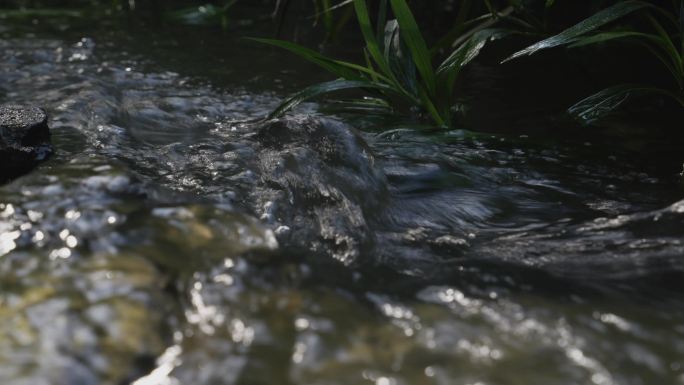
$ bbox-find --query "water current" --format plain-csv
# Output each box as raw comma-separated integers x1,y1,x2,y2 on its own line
1,10,684,385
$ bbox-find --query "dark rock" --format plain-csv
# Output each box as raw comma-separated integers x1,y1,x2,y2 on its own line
248,116,388,267
0,105,52,183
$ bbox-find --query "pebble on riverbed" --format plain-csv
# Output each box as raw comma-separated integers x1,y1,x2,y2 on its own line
0,105,52,183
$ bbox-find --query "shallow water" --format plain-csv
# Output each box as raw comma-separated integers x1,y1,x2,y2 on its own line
1,9,684,385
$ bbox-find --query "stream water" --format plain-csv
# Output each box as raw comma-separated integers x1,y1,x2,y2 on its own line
1,8,684,385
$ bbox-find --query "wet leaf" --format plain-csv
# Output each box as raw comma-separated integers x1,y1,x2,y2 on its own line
389,0,436,97
438,28,510,97
353,0,393,79
248,38,386,82
377,0,388,41
640,40,683,88
384,20,418,96
568,85,661,123
503,0,649,62
567,31,654,47
267,79,395,119
438,28,510,75
648,15,681,67
322,98,393,115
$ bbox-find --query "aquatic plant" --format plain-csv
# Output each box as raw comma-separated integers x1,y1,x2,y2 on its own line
505,0,684,123
252,0,508,128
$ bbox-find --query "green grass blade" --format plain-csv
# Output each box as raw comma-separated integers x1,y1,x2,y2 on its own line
570,30,682,88
267,79,395,119
389,0,436,97
648,15,683,74
483,0,496,15
640,41,684,89
437,28,510,97
417,86,446,127
430,1,484,56
248,37,390,82
563,27,683,89
321,0,333,31
331,5,355,41
567,31,655,47
377,0,388,42
351,0,418,103
363,48,379,82
384,19,419,96
309,0,353,18
322,98,393,115
503,0,649,62
438,29,510,75
383,19,399,59
353,0,393,78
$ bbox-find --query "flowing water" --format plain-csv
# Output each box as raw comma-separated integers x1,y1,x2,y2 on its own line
1,8,684,385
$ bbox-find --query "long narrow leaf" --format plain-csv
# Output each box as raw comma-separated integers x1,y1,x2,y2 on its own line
363,48,379,82
503,0,649,62
322,0,333,31
567,31,655,47
309,0,352,19
568,85,663,123
384,19,418,96
313,0,322,25
353,0,393,78
417,86,445,126
330,5,355,42
389,0,436,97
438,28,510,75
248,37,389,82
431,5,492,56
648,15,683,73
323,98,393,115
640,41,684,89
384,19,399,59
483,0,496,15
563,28,683,88
377,0,388,42
438,28,510,98
449,6,514,50
267,79,396,119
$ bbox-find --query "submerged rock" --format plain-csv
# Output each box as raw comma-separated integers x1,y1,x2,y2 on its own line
0,105,52,183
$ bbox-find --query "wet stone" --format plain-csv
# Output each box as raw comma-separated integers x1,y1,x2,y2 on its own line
249,116,386,267
0,105,52,183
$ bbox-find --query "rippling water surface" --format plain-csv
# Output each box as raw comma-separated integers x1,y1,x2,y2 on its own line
1,10,684,385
